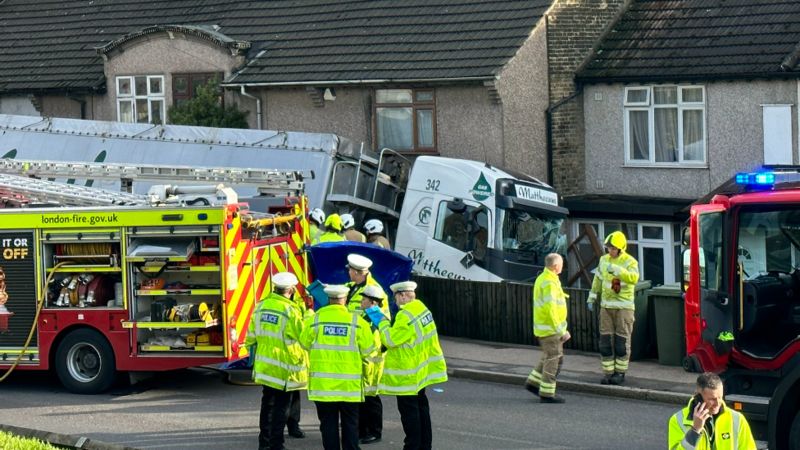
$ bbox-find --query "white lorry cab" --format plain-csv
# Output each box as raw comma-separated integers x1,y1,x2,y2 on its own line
394,156,568,283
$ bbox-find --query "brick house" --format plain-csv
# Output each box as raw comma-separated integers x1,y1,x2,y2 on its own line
568,0,800,287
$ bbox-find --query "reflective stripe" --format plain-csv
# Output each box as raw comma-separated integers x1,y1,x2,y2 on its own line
680,438,696,450
309,390,363,399
257,330,283,339
310,372,361,380
731,411,739,448
534,324,558,333
256,355,304,372
365,385,378,394
672,411,687,433
380,323,396,347
312,343,356,351
383,355,445,376
601,300,634,309
588,292,597,302
363,345,377,355
287,380,307,389
254,372,305,388
366,356,383,364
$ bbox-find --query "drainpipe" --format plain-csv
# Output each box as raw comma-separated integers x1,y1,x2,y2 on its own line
545,88,582,186
239,85,262,130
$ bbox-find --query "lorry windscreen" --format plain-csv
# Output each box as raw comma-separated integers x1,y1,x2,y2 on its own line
496,208,566,263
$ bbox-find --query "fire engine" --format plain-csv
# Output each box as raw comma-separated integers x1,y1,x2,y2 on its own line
0,160,311,394
683,169,800,449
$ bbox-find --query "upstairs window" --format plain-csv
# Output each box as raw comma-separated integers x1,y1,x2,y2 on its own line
116,75,165,124
624,85,706,165
374,89,436,152
172,73,223,108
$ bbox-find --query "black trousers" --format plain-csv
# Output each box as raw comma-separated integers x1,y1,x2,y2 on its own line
315,401,360,450
259,386,291,450
359,395,383,438
396,389,432,450
286,390,301,430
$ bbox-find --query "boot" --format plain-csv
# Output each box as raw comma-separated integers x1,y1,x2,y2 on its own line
540,395,565,404
524,382,539,396
609,372,625,385
601,374,613,385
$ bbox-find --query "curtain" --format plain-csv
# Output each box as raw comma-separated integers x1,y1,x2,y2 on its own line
377,107,412,150
654,108,677,162
683,109,704,161
629,110,649,160
417,109,433,147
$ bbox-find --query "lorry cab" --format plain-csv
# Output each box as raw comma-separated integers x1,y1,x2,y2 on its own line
395,156,568,283
684,170,800,448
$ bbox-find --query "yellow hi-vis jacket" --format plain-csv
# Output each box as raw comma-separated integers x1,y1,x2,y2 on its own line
318,231,345,243
346,275,390,397
588,252,639,309
378,298,447,395
299,304,375,402
533,267,568,338
244,292,308,391
668,399,756,450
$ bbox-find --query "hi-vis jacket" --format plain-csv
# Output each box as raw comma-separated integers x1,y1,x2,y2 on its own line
346,274,390,317
533,267,568,338
378,298,447,395
588,252,639,309
299,304,375,402
346,276,390,396
245,292,308,391
668,399,756,450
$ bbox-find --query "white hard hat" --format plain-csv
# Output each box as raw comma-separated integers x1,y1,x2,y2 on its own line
272,272,299,289
323,284,349,298
341,213,355,229
310,208,326,225
364,219,383,234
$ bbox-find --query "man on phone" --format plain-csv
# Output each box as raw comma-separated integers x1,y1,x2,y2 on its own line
668,372,756,449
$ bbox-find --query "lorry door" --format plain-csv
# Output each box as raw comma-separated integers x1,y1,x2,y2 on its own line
686,204,733,371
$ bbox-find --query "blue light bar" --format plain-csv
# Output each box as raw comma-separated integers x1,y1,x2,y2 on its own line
735,172,775,186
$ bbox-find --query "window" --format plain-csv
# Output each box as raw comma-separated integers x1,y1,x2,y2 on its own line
374,89,436,152
116,75,165,124
433,200,489,258
173,73,223,108
624,85,706,165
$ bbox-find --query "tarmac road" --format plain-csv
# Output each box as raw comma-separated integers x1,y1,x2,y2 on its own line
1,368,676,449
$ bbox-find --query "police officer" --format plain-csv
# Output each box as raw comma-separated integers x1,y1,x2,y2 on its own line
300,284,375,450
369,281,447,450
245,272,308,450
318,213,346,243
358,284,387,444
341,214,366,243
286,285,314,440
345,254,390,317
587,231,639,385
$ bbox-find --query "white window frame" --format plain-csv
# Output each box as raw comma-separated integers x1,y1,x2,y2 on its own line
116,75,165,124
623,85,707,167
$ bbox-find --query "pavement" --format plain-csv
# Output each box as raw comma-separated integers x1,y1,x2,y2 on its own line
441,336,697,405
3,336,697,449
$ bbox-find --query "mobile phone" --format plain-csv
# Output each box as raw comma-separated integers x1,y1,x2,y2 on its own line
690,393,703,411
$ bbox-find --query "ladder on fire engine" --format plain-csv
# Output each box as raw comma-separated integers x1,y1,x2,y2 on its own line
0,159,308,207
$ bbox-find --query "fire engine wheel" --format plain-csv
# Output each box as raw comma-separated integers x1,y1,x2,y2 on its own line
55,329,116,394
790,410,800,450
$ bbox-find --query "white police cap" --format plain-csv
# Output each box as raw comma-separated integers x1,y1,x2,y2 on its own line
390,281,417,293
362,284,385,299
272,272,298,289
347,254,373,271
323,284,349,298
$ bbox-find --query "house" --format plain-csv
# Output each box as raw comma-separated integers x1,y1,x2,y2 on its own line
0,0,631,185
568,0,800,287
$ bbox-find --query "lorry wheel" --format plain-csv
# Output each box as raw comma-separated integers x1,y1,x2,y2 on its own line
791,410,800,450
682,355,700,373
55,329,116,394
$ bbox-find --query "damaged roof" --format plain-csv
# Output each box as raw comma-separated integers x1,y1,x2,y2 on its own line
0,0,552,94
577,0,800,83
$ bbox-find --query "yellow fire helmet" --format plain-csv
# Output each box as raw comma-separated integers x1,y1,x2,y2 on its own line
604,231,627,252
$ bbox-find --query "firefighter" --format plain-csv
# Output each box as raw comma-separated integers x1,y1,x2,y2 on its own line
525,253,570,403
299,284,375,450
587,231,639,385
668,372,756,449
341,213,367,243
364,219,391,250
345,254,389,317
367,280,447,450
358,284,388,444
318,213,346,243
309,208,326,245
244,272,308,450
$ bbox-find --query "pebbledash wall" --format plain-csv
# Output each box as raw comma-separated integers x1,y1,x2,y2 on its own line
582,79,800,199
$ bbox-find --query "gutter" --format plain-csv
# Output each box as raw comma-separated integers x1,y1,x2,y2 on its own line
222,76,494,88
239,85,262,130
545,89,582,185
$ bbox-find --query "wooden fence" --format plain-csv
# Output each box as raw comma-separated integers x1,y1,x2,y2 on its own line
413,276,601,352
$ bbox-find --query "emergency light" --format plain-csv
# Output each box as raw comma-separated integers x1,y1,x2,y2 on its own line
735,172,774,187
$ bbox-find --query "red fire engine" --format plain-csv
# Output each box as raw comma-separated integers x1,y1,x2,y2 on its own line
684,169,800,449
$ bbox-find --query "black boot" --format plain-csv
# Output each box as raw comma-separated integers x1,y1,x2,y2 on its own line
540,395,565,404
601,374,613,385
524,382,539,396
609,372,625,385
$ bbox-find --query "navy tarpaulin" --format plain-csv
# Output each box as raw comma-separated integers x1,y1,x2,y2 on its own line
307,241,414,295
